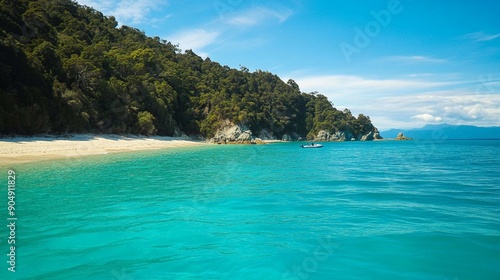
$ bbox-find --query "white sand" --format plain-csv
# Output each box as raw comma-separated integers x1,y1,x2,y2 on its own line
0,134,209,165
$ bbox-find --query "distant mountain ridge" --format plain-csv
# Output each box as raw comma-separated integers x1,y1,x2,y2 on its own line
381,124,500,139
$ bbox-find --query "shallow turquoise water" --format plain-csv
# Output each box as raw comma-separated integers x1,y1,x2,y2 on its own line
1,140,500,279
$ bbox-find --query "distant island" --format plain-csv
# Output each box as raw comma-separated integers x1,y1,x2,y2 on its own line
382,124,500,140
0,0,381,143
395,132,412,141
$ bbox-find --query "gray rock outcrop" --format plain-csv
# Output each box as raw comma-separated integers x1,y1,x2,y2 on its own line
173,127,189,139
395,132,412,140
211,123,251,143
315,130,330,141
258,129,276,141
315,130,355,141
281,132,300,141
282,134,292,141
210,121,265,144
210,124,383,143
236,129,252,142
360,130,383,141
360,131,374,141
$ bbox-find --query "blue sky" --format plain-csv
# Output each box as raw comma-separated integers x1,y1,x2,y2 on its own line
77,0,500,130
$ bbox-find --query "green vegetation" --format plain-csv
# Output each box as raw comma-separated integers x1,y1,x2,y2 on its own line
0,0,378,139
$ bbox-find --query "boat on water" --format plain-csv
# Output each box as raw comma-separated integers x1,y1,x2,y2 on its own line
301,143,323,148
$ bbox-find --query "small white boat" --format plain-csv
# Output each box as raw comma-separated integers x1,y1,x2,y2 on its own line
301,143,323,148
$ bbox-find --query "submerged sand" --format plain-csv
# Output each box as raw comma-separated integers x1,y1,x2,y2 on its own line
0,134,209,165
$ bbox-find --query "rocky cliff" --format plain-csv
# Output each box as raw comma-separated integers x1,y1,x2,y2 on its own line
210,122,263,144
210,123,383,144
314,130,382,141
360,130,383,141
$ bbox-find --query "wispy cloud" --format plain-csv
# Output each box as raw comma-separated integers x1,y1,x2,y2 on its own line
407,73,434,78
148,14,173,28
292,75,458,96
386,55,447,64
225,6,293,26
162,4,294,58
77,0,166,25
464,31,500,42
167,29,219,58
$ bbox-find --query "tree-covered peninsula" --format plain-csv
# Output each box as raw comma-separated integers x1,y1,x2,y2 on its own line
0,0,381,141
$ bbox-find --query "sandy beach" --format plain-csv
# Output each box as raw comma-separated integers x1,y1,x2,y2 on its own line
0,134,209,165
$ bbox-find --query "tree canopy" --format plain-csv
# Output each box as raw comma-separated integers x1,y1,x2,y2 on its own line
0,0,378,140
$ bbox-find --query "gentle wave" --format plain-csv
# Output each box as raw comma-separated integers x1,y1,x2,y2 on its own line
5,140,500,279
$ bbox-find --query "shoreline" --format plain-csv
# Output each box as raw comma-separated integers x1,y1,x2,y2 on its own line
0,135,410,166
0,134,210,165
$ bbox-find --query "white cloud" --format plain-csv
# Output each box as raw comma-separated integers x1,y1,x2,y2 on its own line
411,113,443,123
286,73,500,130
378,94,500,129
386,55,447,64
167,29,220,58
443,101,494,122
76,0,166,25
464,31,500,42
225,6,293,26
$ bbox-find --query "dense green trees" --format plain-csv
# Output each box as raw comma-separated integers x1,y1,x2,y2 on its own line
0,0,379,139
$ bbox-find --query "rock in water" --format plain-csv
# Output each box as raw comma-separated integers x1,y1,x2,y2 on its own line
396,132,413,140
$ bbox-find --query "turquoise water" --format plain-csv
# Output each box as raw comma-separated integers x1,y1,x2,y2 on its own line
1,140,500,279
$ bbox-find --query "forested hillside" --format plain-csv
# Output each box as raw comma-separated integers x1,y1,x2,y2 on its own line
0,0,379,140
